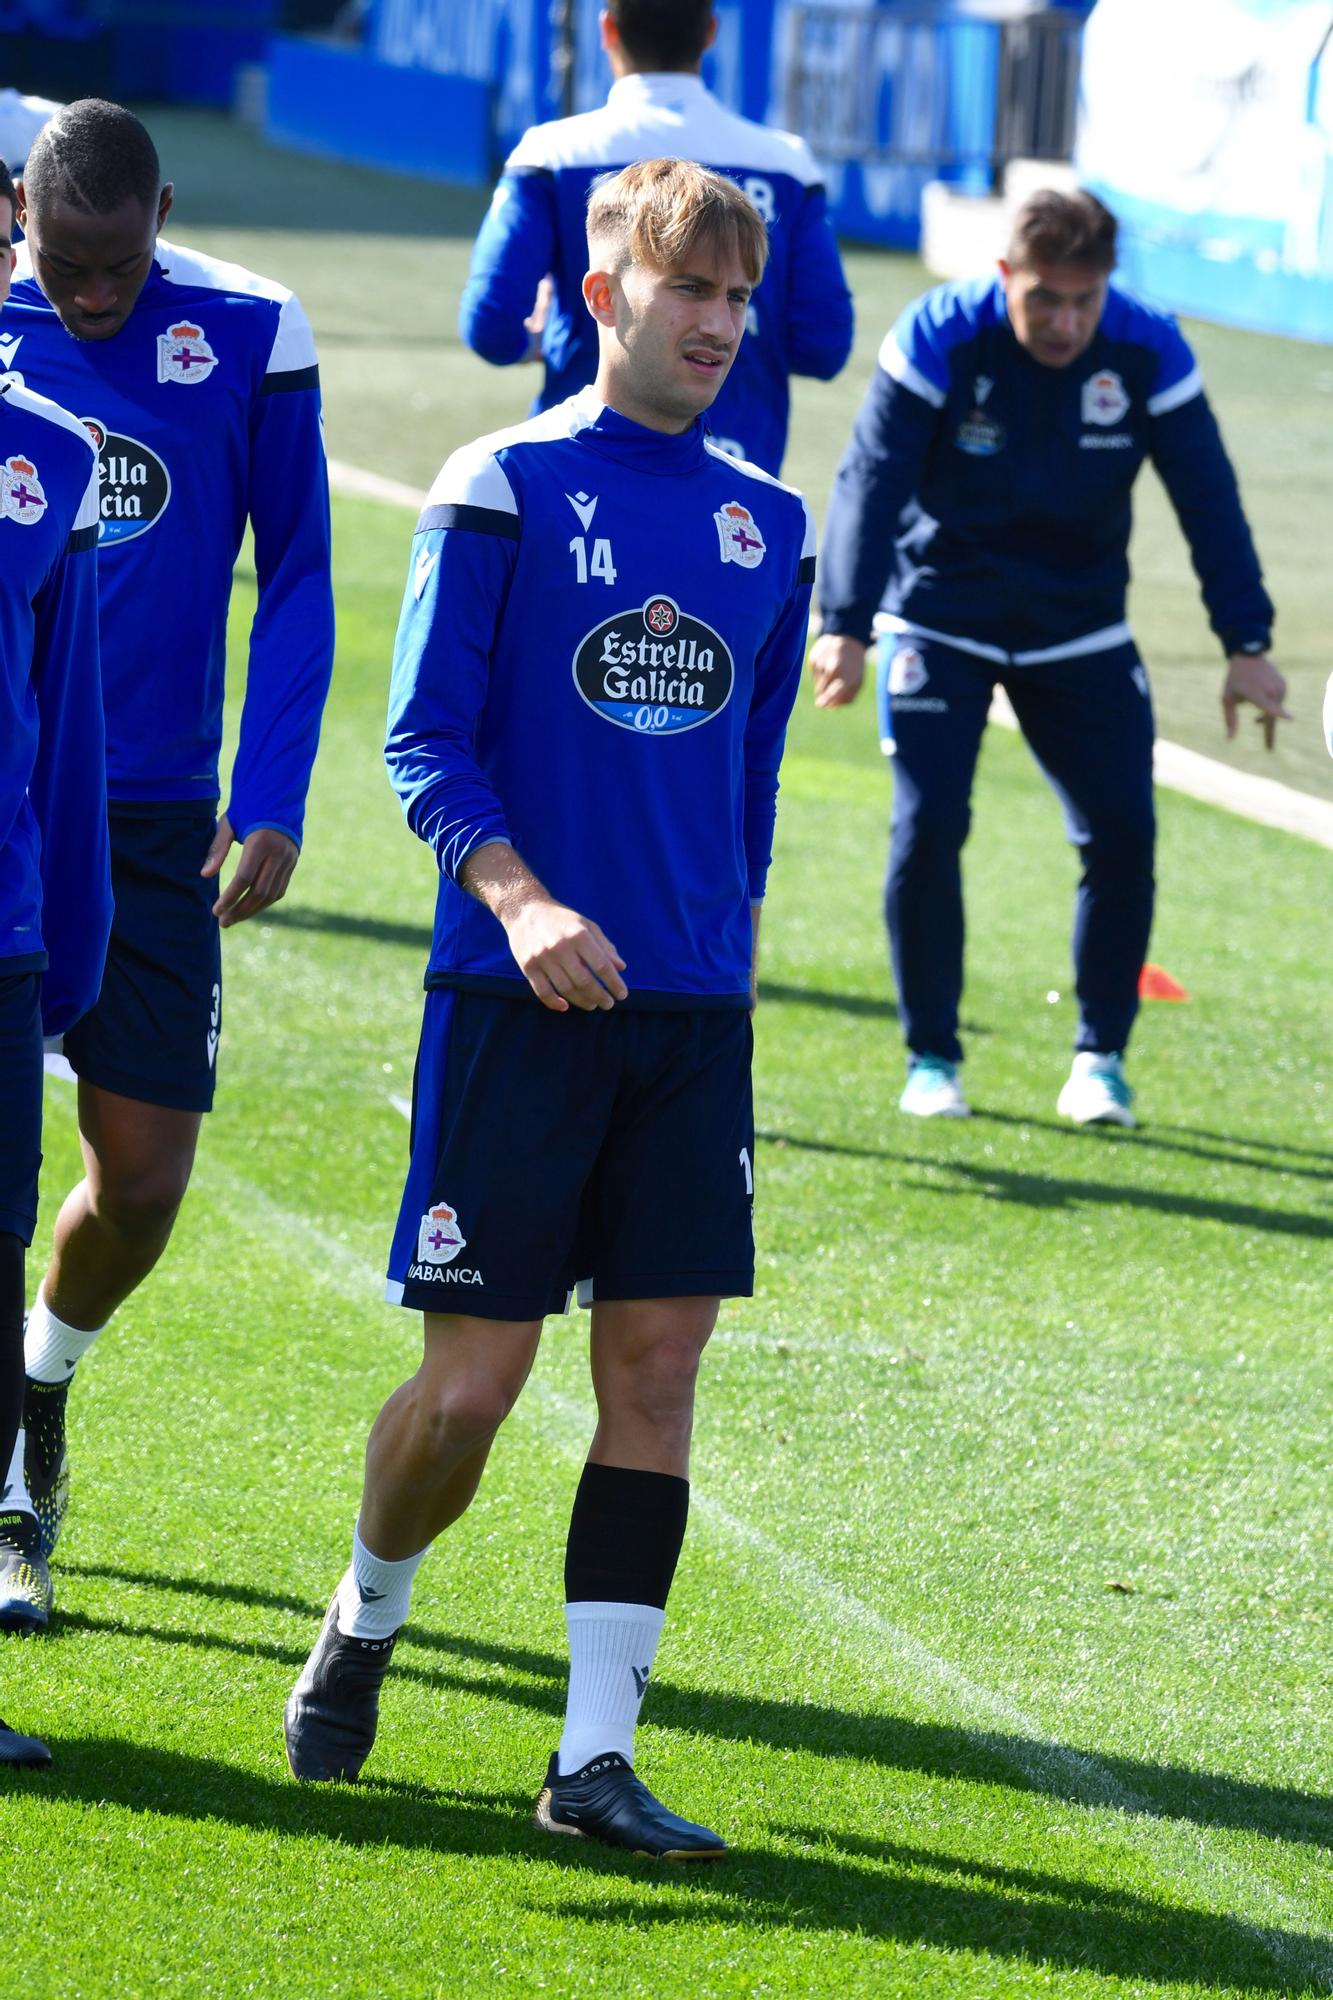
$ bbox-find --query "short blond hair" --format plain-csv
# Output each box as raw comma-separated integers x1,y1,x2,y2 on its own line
586,157,768,285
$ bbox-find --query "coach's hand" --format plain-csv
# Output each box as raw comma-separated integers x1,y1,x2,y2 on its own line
503,898,628,1013
1222,652,1291,751
809,633,867,709
202,816,300,928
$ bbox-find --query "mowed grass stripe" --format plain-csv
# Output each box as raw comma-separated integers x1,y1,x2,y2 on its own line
63,1073,1330,1987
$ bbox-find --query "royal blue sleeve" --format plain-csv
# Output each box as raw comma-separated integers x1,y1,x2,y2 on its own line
385,518,519,881
29,459,111,1036
744,514,815,901
226,299,335,847
784,185,854,382
459,170,559,368
1149,389,1274,657
819,362,939,641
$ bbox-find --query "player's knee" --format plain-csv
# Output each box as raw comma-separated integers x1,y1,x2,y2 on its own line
417,1374,519,1457
618,1334,704,1425
892,794,972,863
89,1156,192,1245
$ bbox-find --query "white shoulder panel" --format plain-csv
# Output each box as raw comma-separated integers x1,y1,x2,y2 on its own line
425,394,598,511
4,378,97,455
155,237,293,305
508,86,823,186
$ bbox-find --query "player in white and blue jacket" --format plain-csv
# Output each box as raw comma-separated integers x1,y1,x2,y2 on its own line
2,102,334,1602
287,161,812,1860
812,189,1286,1129
0,156,110,1700
459,0,853,475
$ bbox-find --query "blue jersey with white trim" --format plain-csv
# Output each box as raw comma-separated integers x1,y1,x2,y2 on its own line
0,379,110,1035
459,72,854,477
4,237,334,844
820,275,1273,660
387,390,815,1008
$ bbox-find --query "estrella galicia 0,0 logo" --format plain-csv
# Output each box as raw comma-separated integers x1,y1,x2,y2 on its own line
572,594,734,736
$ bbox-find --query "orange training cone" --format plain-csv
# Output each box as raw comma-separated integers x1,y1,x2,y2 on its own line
1139,963,1190,1001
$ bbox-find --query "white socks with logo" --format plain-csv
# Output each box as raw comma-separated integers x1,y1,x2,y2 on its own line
335,1527,427,1639
557,1600,665,1776
24,1293,105,1384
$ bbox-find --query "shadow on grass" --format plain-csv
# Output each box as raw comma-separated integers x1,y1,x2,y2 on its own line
755,1129,1332,1241
56,1565,1333,1853
973,1108,1333,1184
9,1735,1326,1993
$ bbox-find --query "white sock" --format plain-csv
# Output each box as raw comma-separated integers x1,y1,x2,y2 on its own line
334,1527,427,1638
25,1293,105,1384
557,1600,665,1776
1,1429,36,1521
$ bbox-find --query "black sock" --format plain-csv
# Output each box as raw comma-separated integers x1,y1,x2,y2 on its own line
564,1461,690,1611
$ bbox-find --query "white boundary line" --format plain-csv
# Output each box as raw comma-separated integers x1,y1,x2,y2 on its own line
136,1131,1332,1988
326,459,1333,850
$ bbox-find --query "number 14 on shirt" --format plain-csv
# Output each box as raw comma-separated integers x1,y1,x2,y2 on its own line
570,536,617,585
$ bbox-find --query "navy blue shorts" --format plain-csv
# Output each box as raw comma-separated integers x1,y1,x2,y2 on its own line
0,970,43,1244
386,992,756,1320
63,805,222,1114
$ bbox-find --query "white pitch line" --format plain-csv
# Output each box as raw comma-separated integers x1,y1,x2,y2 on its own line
330,454,1332,849
164,1154,1333,1984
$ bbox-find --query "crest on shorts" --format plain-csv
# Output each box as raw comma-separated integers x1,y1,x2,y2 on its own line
0,455,47,525
888,646,928,696
714,500,765,569
1082,368,1129,426
157,321,218,385
417,1202,466,1265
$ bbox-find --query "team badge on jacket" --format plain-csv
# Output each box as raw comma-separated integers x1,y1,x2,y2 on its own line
715,500,766,568
1082,369,1130,426
157,321,218,385
1,453,46,524
417,1202,467,1265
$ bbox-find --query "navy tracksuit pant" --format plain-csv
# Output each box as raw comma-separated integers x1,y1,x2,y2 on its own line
878,634,1156,1064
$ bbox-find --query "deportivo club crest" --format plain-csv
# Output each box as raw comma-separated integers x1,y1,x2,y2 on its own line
157,321,218,385
417,1203,466,1266
888,646,929,696
714,500,766,568
1082,369,1130,426
572,594,735,736
0,455,46,525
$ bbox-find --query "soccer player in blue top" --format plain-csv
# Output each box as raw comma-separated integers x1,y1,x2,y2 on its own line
0,154,109,1751
0,100,334,1628
285,158,814,1858
459,0,853,475
812,189,1288,1127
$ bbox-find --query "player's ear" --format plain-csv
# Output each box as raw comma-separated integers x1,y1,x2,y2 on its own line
157,182,175,231
14,179,26,232
583,267,617,328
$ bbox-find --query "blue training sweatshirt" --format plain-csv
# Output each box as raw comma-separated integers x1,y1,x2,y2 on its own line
386,390,815,1008
5,237,335,843
0,378,110,1035
819,275,1273,663
459,72,854,477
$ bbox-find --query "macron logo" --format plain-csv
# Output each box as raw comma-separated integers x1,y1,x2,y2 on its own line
566,490,598,532
414,549,439,600
0,335,22,369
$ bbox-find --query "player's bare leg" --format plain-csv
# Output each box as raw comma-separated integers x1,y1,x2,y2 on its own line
18,1085,201,1561
534,1294,727,1859
284,1313,541,1782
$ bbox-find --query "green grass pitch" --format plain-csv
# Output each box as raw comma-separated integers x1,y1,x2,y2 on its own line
1,115,1330,1999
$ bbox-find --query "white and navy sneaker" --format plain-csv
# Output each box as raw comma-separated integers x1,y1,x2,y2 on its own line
1058,1051,1136,1128
899,1055,970,1118
0,1513,53,1635
0,1717,51,1765
284,1594,399,1782
534,1750,728,1860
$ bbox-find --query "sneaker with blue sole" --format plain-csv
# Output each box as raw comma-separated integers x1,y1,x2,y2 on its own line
1058,1051,1136,1128
534,1750,728,1860
0,1513,53,1635
899,1055,970,1119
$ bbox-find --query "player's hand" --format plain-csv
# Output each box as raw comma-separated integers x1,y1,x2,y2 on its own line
202,815,300,928
809,633,867,709
524,276,554,361
1222,652,1291,751
502,897,628,1013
